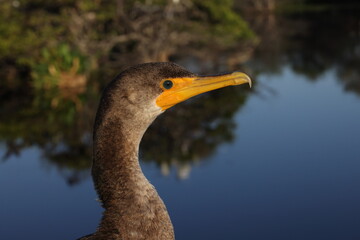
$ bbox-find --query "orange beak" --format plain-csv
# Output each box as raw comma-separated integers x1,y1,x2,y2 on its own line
156,71,251,110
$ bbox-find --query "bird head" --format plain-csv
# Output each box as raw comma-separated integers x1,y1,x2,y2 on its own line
96,62,251,130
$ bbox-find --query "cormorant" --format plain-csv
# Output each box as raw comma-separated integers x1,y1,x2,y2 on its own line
78,62,251,240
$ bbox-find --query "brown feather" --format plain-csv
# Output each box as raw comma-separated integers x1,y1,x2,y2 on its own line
78,63,195,240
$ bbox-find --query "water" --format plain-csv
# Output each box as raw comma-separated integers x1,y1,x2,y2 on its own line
1,64,359,239
155,66,360,240
1,11,360,240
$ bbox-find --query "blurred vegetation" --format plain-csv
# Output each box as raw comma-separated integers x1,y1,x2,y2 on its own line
0,0,254,65
0,0,256,183
0,0,359,183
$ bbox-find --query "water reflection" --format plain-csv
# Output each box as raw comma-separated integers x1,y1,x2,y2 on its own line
247,11,360,95
0,0,258,185
142,86,249,179
0,63,251,183
1,6,359,186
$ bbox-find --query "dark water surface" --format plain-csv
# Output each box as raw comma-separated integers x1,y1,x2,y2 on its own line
1,12,360,240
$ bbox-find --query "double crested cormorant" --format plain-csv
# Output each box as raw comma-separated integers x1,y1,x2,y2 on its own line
78,62,251,240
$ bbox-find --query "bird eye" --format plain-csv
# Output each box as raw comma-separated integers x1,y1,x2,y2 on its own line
163,80,173,89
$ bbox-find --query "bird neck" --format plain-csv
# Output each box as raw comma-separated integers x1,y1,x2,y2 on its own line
92,113,152,208
91,112,174,239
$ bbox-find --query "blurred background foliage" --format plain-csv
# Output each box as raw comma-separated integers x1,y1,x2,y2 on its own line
0,0,359,183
